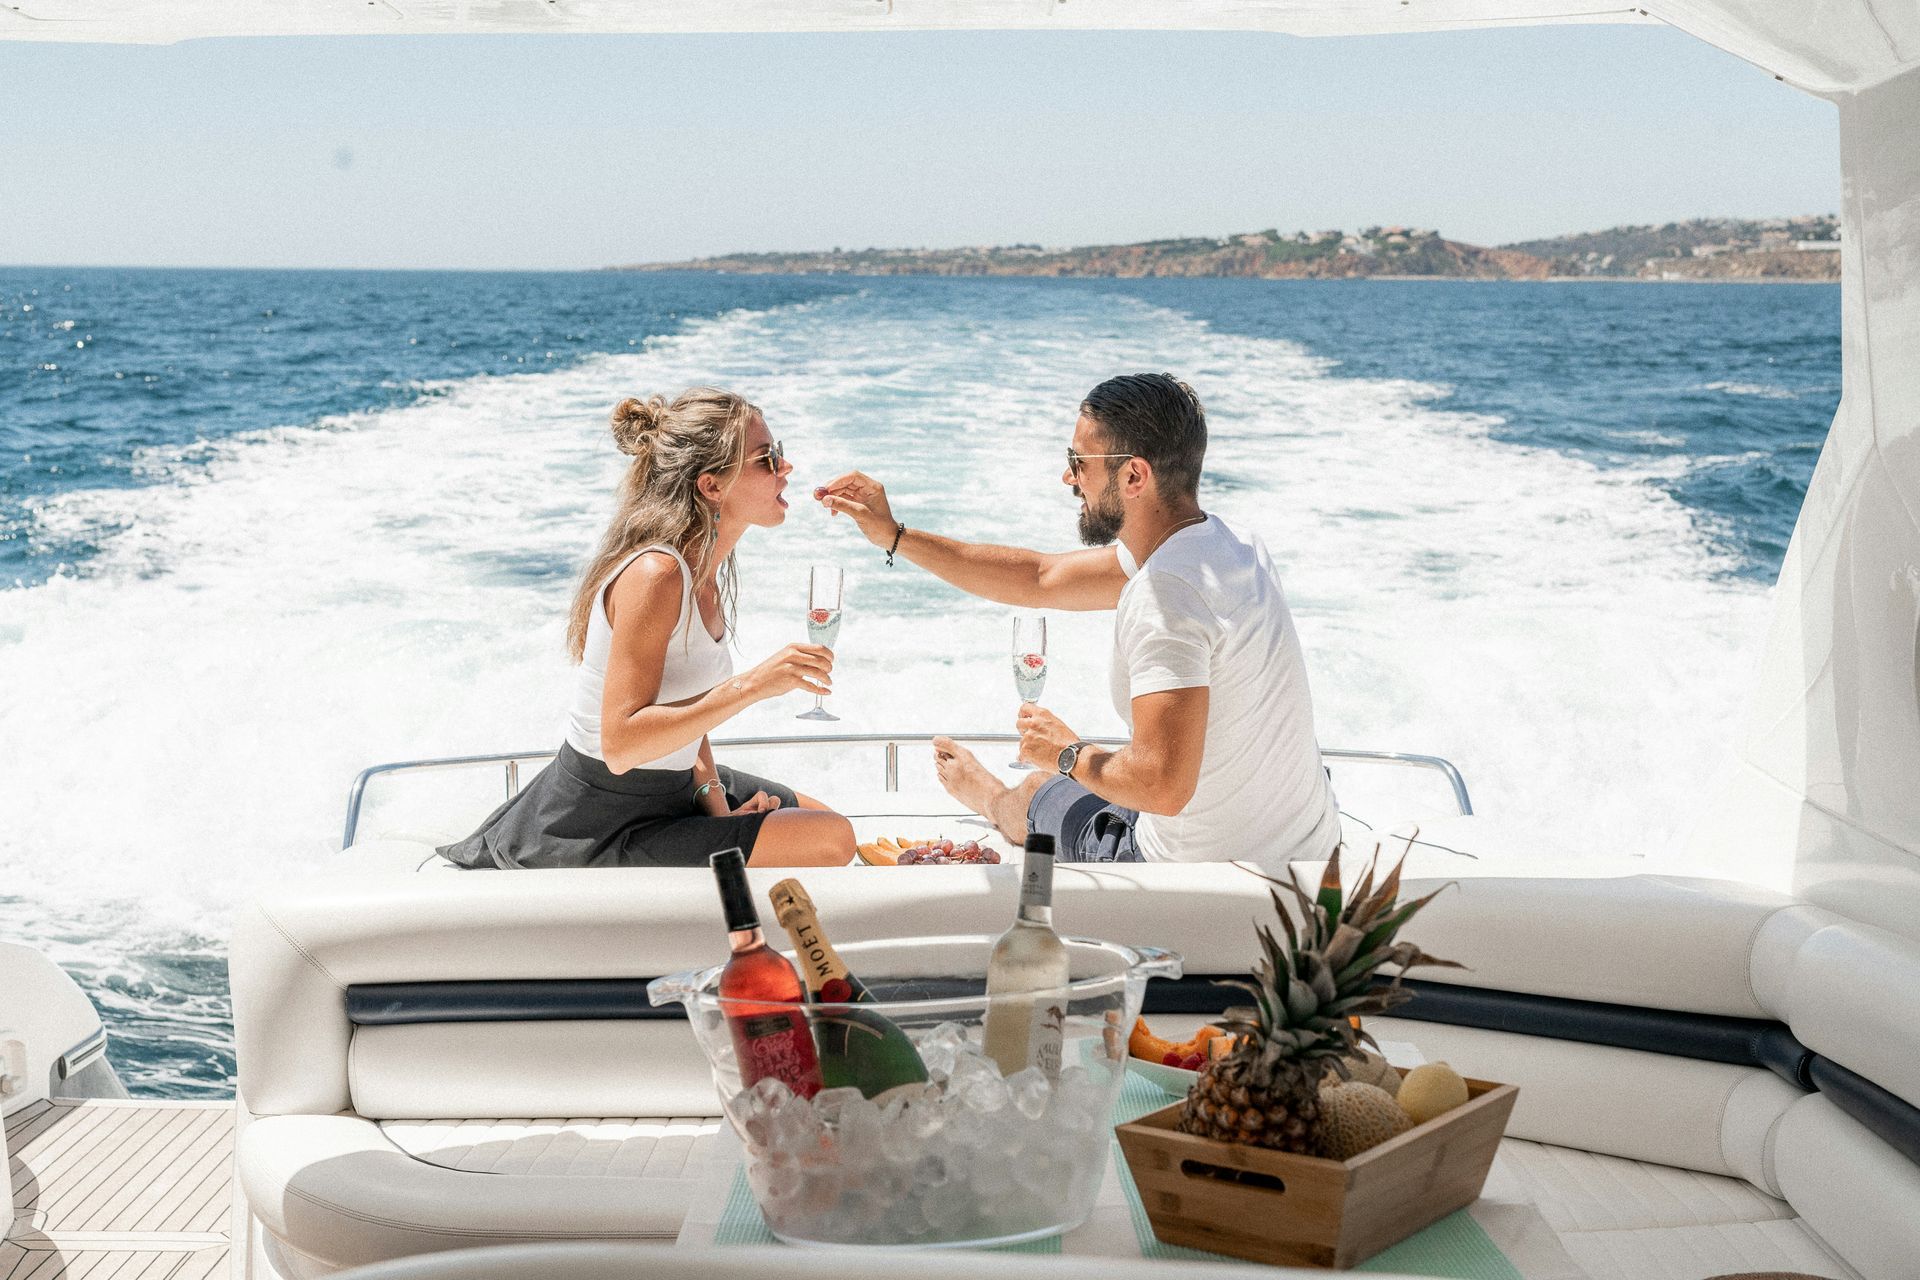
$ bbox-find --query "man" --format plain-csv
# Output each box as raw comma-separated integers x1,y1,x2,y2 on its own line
817,373,1339,869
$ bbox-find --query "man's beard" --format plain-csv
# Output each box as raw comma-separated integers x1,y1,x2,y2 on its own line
1076,473,1125,546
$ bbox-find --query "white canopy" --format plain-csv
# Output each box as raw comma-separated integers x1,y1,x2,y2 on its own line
0,1,1911,95
9,0,1919,937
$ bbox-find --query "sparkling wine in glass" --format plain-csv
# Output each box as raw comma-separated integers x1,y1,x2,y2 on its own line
1009,613,1048,768
798,564,843,722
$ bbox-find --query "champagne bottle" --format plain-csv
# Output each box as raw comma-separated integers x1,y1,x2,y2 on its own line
982,834,1071,1078
769,878,930,1100
710,848,822,1099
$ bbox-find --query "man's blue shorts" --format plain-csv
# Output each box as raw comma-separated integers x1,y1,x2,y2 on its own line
1026,774,1144,863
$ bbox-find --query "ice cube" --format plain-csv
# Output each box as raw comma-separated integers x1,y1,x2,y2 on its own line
880,1100,931,1164
919,1021,972,1052
904,1094,945,1141
944,1106,989,1148
767,1100,818,1156
911,1151,952,1188
945,1048,1000,1086
834,1187,888,1237
812,1086,870,1125
726,1076,797,1148
954,1070,1011,1115
1005,1066,1051,1120
747,1076,795,1108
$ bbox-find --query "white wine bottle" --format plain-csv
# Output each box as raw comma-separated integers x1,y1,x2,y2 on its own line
982,834,1071,1078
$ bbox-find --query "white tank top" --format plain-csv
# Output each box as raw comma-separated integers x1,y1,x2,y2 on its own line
565,544,733,771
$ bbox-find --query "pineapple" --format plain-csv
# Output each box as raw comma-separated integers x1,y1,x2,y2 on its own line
1176,843,1460,1156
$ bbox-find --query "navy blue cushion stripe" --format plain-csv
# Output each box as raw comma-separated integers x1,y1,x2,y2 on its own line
1808,1056,1920,1166
1389,978,1813,1085
341,974,1919,1168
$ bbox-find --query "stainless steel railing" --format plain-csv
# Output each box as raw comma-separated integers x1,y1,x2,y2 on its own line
340,733,1471,849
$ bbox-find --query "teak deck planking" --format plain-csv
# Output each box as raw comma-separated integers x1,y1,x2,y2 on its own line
5,1099,233,1280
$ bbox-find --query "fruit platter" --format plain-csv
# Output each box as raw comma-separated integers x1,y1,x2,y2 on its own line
855,836,1003,866
1124,1016,1232,1093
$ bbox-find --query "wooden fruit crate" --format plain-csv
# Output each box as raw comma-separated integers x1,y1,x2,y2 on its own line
1115,1074,1518,1270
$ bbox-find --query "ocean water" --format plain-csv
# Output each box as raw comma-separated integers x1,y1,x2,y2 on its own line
0,269,1838,1096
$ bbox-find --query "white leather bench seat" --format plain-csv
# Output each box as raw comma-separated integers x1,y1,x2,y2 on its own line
1493,1140,1794,1232
379,1117,721,1178
1558,1219,1859,1280
238,1113,719,1279
1490,1139,1860,1280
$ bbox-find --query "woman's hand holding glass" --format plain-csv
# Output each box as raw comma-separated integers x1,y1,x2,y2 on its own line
740,643,834,703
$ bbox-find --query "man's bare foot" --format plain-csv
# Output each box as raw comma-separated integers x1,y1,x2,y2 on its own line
932,736,1006,817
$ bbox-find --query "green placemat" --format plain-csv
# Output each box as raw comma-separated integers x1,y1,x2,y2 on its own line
1114,1071,1524,1279
1357,1212,1526,1279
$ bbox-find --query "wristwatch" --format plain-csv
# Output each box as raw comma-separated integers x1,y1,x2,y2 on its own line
1057,740,1093,777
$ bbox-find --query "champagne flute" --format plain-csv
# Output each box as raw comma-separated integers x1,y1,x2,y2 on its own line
1009,612,1048,767
798,564,843,722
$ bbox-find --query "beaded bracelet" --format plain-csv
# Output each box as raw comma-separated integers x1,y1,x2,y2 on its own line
885,522,905,567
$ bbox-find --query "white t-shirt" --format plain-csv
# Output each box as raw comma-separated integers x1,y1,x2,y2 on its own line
1109,515,1339,869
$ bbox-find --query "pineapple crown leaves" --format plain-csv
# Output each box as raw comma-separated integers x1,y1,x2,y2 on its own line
1216,837,1465,1064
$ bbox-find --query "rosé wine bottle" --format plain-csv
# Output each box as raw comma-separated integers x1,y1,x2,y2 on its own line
711,848,823,1099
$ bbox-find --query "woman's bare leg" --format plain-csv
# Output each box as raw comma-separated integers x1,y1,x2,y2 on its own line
792,790,832,811
747,808,857,867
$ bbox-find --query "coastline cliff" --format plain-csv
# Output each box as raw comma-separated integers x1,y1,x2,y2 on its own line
611,216,1840,282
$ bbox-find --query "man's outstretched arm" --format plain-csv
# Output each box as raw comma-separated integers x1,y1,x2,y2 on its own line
817,470,1127,611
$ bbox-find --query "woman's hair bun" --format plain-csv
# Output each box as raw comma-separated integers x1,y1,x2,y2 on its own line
610,395,667,456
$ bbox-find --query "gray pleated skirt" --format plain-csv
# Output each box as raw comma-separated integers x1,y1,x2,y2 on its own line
438,742,799,870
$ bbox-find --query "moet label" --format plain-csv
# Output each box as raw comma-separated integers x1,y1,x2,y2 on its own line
770,879,849,993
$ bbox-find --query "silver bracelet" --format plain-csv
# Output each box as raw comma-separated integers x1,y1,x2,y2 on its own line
693,779,723,803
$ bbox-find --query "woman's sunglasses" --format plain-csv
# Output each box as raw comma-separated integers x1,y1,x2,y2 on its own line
746,440,785,475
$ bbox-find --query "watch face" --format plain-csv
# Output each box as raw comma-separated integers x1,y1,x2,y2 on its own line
1057,745,1077,774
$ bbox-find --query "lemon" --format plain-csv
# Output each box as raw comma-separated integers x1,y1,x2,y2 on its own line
1398,1062,1470,1124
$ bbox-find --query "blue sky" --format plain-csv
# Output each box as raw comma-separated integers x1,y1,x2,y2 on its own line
0,25,1838,270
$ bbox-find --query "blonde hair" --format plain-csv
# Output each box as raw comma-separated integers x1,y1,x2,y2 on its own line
566,387,759,662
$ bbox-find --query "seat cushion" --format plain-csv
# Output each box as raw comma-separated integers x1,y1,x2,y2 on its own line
238,1113,721,1278
1488,1140,1859,1280
1492,1140,1795,1233
1556,1221,1859,1280
1294,872,1799,1018
379,1117,720,1178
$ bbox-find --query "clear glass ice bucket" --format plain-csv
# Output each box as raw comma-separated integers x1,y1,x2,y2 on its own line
649,935,1182,1249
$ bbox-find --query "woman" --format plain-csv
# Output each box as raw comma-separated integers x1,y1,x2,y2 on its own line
441,388,855,869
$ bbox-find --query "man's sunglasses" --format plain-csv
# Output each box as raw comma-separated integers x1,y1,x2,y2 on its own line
1066,446,1134,477
746,440,785,475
